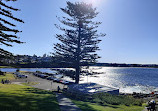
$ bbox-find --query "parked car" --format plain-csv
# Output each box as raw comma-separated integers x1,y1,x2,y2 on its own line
17,74,28,78
47,76,54,80
33,73,41,77
53,78,60,82
33,73,37,76
43,74,48,78
62,80,70,85
39,74,48,78
59,79,63,83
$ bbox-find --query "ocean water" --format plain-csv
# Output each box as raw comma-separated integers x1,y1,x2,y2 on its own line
1,67,158,93
80,67,158,94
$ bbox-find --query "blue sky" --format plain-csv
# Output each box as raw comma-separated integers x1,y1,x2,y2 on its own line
2,0,158,64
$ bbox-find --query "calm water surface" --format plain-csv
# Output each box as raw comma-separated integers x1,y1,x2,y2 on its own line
80,67,158,93
1,67,158,93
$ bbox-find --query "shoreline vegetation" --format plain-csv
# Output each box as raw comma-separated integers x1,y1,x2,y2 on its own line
72,99,145,111
63,90,145,111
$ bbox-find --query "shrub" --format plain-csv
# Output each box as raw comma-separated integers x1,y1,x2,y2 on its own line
92,93,143,106
64,91,143,106
0,71,5,76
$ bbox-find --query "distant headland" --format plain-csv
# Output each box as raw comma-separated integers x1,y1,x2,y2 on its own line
95,63,158,68
0,54,158,68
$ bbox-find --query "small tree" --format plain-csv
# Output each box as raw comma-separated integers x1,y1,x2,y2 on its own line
53,2,105,84
0,0,24,61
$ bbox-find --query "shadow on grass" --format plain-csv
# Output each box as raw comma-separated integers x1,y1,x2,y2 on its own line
72,99,121,111
74,102,98,111
97,102,120,109
22,87,54,94
0,88,60,111
66,94,120,110
104,104,120,109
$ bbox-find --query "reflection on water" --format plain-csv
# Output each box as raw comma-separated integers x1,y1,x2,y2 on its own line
1,67,158,93
80,67,158,93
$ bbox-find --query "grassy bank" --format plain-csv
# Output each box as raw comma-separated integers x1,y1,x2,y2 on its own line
72,100,145,111
0,73,15,81
65,92,145,111
92,93,143,106
0,74,60,111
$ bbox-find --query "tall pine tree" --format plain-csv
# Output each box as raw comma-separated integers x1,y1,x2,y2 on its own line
0,0,24,61
53,2,105,84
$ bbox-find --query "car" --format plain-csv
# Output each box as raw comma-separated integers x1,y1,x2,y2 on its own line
33,73,35,75
39,74,48,78
33,73,41,77
59,80,63,83
47,76,54,80
53,78,60,82
46,76,51,80
33,73,38,76
37,74,42,77
61,80,70,85
18,74,28,78
39,74,44,78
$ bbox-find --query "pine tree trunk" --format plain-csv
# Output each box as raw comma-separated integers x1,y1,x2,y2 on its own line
75,21,81,84
75,66,80,84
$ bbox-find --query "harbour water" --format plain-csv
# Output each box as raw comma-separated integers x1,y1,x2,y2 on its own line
80,67,158,94
1,67,158,93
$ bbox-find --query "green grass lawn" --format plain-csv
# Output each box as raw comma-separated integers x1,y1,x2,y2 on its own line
72,100,145,111
0,73,15,81
0,74,60,111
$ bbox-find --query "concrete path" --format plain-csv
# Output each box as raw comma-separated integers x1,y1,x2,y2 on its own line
12,73,66,91
12,82,24,86
142,107,148,111
56,93,82,111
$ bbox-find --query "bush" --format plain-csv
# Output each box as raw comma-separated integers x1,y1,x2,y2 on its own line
64,91,143,106
0,71,5,76
92,93,143,106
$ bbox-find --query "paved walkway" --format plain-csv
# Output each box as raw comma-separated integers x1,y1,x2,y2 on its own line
56,93,82,111
142,107,148,111
12,73,65,91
